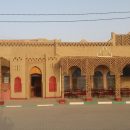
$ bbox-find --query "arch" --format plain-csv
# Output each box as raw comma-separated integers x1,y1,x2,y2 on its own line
71,67,81,77
30,66,42,97
93,65,112,90
69,66,85,91
93,64,110,74
70,66,81,90
14,77,22,92
49,76,57,92
94,65,110,72
121,64,130,89
69,66,81,74
122,64,130,76
68,64,83,75
93,71,103,89
64,66,86,98
30,66,41,75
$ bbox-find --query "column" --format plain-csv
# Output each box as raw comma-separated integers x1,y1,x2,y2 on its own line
58,66,66,104
0,67,1,100
115,74,122,101
70,74,72,90
103,71,107,89
85,74,92,101
0,63,4,104
61,70,64,99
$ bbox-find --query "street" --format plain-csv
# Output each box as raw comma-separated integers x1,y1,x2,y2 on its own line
0,104,130,130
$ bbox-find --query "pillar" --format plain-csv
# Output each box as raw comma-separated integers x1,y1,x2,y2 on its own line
85,74,92,101
0,62,4,105
0,67,1,100
115,74,122,101
103,71,107,89
61,73,64,99
58,66,65,104
70,74,72,90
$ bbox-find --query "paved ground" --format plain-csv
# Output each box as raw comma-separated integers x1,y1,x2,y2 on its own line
3,97,130,106
1,104,130,130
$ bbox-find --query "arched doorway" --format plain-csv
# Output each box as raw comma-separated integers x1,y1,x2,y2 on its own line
121,64,130,97
68,66,86,97
30,66,42,97
93,65,110,90
93,65,115,97
121,64,130,88
70,66,81,91
94,71,103,89
64,66,86,98
123,65,130,76
1,66,10,100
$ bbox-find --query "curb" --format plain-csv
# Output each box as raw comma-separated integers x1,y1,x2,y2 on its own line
0,101,130,109
37,104,54,107
69,101,130,105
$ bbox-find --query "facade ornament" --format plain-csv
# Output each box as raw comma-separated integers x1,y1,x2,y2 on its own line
97,47,112,57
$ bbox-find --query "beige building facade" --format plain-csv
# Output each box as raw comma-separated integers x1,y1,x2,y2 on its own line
0,32,130,101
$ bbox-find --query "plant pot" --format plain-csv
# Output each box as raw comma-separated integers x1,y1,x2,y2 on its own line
0,100,4,105
58,99,66,104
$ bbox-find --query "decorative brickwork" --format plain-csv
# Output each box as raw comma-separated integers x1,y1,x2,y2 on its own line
60,56,130,100
115,33,130,46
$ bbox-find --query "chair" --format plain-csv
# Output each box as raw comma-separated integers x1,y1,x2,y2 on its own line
106,89,115,96
64,89,72,97
121,88,129,97
92,89,98,97
97,89,105,98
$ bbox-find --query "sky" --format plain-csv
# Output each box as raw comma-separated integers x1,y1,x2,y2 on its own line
0,0,130,41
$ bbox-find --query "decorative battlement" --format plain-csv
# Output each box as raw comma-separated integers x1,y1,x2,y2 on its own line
58,42,112,46
0,32,129,47
114,32,130,46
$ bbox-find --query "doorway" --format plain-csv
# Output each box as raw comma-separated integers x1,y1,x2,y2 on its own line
30,67,42,97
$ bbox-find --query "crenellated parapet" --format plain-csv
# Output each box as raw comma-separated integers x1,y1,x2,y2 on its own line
0,40,55,47
58,41,112,47
0,32,130,47
114,32,130,46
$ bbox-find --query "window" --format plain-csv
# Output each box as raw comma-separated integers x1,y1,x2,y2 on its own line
49,76,57,92
14,77,22,92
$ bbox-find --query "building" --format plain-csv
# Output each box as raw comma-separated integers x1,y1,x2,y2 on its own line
0,32,130,101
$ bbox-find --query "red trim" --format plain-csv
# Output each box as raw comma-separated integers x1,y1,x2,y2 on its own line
84,97,93,102
115,97,122,101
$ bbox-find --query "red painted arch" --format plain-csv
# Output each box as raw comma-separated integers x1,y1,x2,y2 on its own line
49,76,57,92
14,77,22,92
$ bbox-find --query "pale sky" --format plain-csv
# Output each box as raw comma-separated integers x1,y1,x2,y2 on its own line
0,0,130,41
